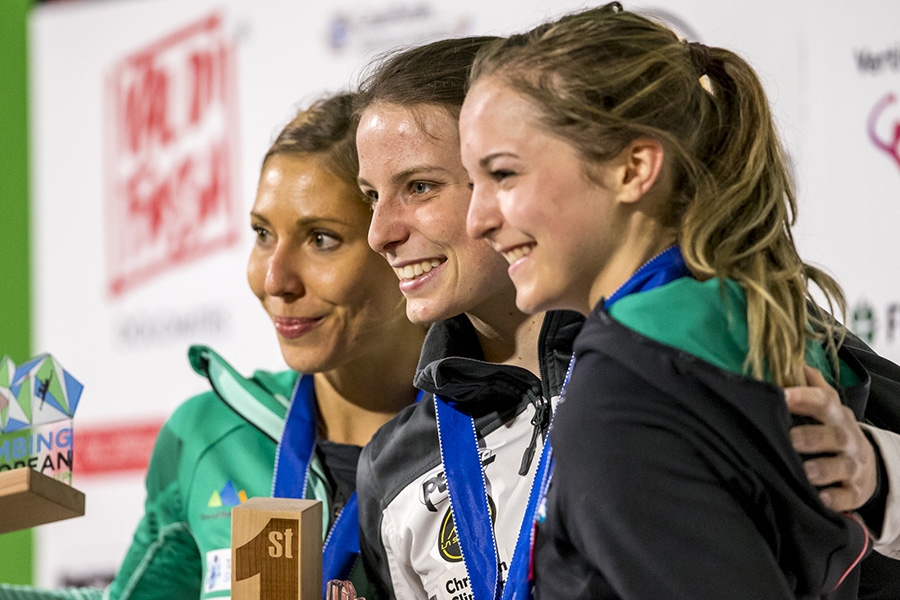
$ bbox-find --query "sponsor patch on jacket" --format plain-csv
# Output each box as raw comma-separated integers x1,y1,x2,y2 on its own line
438,496,497,563
205,548,232,593
422,449,496,513
434,547,510,600
208,479,248,508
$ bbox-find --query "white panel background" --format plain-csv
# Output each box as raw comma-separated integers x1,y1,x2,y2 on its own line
27,0,900,586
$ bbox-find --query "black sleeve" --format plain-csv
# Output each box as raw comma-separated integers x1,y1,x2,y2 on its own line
537,372,796,600
356,441,396,600
842,329,900,432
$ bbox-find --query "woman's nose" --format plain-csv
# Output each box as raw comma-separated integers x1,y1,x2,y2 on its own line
265,242,305,299
368,195,410,255
466,183,502,241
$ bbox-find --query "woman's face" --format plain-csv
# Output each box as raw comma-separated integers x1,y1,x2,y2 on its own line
357,102,513,325
461,78,628,315
247,155,408,373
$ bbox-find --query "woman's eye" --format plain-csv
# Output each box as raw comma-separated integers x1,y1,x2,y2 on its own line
411,181,434,195
362,189,379,209
311,231,341,250
252,224,270,243
491,170,515,182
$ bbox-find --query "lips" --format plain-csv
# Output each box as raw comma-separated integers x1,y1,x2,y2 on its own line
273,316,323,339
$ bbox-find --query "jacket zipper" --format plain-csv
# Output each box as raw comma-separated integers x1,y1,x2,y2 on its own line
519,390,551,476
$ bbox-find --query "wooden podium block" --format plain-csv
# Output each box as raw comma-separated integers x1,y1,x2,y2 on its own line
0,468,85,534
232,497,323,600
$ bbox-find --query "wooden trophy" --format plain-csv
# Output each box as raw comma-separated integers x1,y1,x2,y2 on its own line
232,497,323,600
0,468,85,534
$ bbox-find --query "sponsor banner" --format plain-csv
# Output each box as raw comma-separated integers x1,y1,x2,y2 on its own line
104,12,241,298
799,0,900,363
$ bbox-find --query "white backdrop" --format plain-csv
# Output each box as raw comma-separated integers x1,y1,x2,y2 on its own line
27,0,900,587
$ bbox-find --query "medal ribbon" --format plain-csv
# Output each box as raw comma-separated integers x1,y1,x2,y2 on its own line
274,376,424,595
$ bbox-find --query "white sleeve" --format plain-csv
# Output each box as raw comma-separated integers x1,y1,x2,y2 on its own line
381,509,429,599
860,423,900,557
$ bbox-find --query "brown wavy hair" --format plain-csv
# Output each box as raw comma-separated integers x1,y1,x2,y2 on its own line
470,3,845,386
264,92,362,199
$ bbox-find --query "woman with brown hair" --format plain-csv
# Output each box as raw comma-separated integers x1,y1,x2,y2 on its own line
354,36,583,600
0,92,425,600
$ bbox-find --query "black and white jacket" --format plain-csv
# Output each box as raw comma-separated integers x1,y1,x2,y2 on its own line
356,311,582,600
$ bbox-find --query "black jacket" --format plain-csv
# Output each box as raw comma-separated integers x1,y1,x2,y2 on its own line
535,306,873,600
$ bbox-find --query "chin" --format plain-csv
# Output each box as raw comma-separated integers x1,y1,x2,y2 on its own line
514,291,547,316
405,301,445,326
280,349,335,375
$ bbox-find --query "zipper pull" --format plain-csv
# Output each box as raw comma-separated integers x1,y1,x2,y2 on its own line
519,394,550,476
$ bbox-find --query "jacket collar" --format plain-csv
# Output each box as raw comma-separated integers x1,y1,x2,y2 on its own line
413,311,584,407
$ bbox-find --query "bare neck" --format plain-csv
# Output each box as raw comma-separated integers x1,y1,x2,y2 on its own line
313,322,425,447
467,309,544,376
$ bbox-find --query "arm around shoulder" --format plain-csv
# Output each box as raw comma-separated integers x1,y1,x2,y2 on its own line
860,424,900,557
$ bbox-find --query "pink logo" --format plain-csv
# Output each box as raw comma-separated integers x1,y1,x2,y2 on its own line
867,92,900,171
104,14,241,297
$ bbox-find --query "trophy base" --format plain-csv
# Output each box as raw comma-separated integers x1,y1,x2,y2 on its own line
0,468,85,534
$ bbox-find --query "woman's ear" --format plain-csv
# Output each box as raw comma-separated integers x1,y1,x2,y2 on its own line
616,138,666,203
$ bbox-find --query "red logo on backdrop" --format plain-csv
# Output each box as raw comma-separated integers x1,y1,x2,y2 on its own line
104,14,241,297
868,92,900,172
73,421,164,477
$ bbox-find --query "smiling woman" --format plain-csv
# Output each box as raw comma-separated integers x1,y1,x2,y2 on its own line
351,37,583,600
459,4,900,599
244,95,427,594
357,102,513,327
0,93,426,600
248,152,414,392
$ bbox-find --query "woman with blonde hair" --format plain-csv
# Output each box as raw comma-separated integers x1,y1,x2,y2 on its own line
461,3,900,598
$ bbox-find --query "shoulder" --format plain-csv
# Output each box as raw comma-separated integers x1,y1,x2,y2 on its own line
359,397,439,505
163,347,296,447
605,277,750,376
164,390,239,438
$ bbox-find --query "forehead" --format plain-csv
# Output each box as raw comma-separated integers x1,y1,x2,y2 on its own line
358,103,460,162
256,155,366,220
462,78,537,131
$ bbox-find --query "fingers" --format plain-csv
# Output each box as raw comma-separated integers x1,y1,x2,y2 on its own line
783,366,841,423
802,454,853,488
803,454,874,511
819,486,867,513
784,365,878,511
802,447,864,510
788,407,854,455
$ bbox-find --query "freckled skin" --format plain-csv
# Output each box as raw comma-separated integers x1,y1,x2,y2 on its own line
358,103,514,325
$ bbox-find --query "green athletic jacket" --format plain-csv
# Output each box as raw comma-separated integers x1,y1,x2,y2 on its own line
0,345,304,599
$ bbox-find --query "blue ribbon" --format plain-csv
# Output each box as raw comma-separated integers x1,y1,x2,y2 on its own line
505,246,692,599
322,493,360,583
273,375,424,596
435,396,501,600
273,375,316,500
604,246,690,309
435,394,555,600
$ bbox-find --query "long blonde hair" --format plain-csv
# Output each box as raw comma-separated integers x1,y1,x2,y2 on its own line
470,3,845,386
